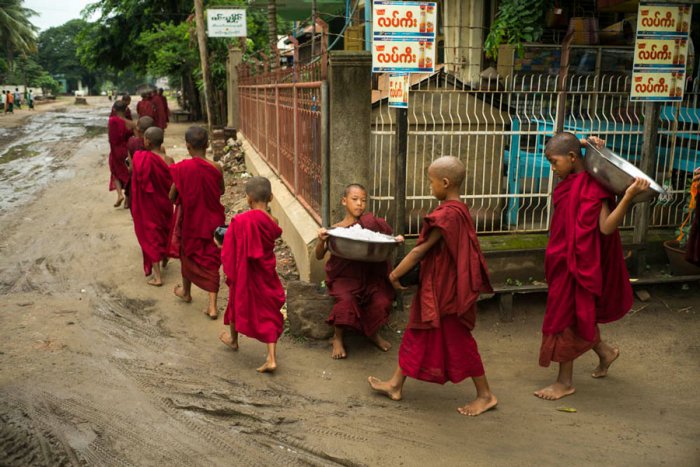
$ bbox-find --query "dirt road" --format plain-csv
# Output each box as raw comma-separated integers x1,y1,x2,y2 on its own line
1,98,698,466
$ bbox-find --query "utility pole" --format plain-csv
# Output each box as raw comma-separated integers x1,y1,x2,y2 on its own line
194,0,214,135
268,0,278,69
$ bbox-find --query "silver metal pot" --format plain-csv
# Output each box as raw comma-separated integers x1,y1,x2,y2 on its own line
583,143,667,203
326,231,398,262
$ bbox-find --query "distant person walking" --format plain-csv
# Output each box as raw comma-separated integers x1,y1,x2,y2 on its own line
27,90,34,110
6,91,14,113
1,91,5,114
14,88,22,110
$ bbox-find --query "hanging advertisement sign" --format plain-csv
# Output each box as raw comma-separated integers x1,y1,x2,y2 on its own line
631,2,692,102
388,74,410,108
372,1,437,37
372,1,437,73
206,9,247,37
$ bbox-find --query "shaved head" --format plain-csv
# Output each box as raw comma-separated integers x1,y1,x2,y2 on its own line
343,183,367,197
245,176,272,202
545,132,582,158
429,156,466,188
185,126,208,150
113,100,127,113
137,116,154,132
144,127,164,147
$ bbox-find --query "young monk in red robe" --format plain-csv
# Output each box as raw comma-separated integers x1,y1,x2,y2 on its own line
136,91,157,120
108,100,135,208
158,88,169,126
169,126,225,319
130,127,175,286
109,95,133,120
219,176,286,373
316,184,403,359
368,156,497,417
152,89,168,130
534,132,649,401
124,116,155,209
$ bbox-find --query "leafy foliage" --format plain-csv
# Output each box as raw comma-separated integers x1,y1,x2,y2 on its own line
0,0,39,81
484,0,548,60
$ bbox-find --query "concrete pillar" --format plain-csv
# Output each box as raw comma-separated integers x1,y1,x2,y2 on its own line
444,0,484,86
226,47,243,129
328,51,372,222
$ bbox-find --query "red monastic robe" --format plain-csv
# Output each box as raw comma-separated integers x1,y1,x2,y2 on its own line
222,210,286,343
127,136,145,157
152,94,168,129
539,171,634,367
398,200,492,384
170,158,225,292
130,150,174,275
136,98,157,120
325,213,395,336
108,116,132,190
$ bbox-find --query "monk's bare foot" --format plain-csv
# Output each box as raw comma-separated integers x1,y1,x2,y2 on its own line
331,336,347,359
203,307,218,320
161,257,169,268
173,284,192,303
218,330,238,351
534,383,575,401
368,333,392,352
256,359,277,373
113,196,124,208
368,376,402,401
592,347,620,378
457,395,498,416
147,278,163,287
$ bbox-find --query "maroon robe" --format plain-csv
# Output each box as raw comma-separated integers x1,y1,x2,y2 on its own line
398,201,492,384
325,213,395,336
170,158,225,292
222,210,285,343
136,98,157,120
108,116,132,190
685,182,699,266
152,94,168,129
127,136,145,157
539,171,633,367
130,150,174,275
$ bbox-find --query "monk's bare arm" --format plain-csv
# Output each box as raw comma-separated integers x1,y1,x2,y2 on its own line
599,177,650,235
315,228,329,260
169,184,178,202
389,228,443,281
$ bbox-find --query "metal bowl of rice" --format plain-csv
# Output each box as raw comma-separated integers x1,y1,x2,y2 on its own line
584,143,667,204
326,225,398,262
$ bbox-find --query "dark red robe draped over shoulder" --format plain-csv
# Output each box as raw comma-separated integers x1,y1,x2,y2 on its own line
398,200,492,384
170,158,225,292
137,98,157,120
539,171,633,367
130,150,174,276
222,210,285,343
152,94,168,129
127,136,145,157
325,213,395,337
108,116,132,190
110,107,132,120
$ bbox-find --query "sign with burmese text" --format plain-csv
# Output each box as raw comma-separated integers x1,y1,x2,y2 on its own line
631,2,692,101
206,9,247,37
372,1,437,73
388,74,409,108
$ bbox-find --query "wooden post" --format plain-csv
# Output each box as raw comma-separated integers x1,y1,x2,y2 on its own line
633,102,661,275
194,0,214,135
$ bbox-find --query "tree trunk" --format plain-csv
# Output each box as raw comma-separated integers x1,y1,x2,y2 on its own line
268,0,278,69
194,0,215,135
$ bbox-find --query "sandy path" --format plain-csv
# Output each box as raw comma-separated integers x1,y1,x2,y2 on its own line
0,99,699,466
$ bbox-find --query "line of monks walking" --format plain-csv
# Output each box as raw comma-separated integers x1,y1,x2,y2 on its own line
107,95,650,416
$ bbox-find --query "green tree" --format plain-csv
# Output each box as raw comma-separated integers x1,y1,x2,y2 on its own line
37,19,102,93
0,0,39,80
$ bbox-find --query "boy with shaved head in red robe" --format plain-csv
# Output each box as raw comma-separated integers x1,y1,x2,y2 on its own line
137,91,157,120
534,133,649,401
316,184,403,359
369,156,497,417
152,89,168,130
131,127,174,286
170,126,225,319
123,116,155,209
108,100,135,208
219,176,286,373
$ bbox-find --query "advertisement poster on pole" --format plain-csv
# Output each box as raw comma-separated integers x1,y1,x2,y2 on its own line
389,74,410,108
631,2,692,102
206,9,247,37
372,1,438,75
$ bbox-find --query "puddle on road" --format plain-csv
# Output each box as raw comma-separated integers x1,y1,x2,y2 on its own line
0,104,110,215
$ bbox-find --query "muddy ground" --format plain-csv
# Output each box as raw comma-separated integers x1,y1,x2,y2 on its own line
0,97,698,466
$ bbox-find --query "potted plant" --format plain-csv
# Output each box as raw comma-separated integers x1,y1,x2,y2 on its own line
663,178,700,275
484,0,549,60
